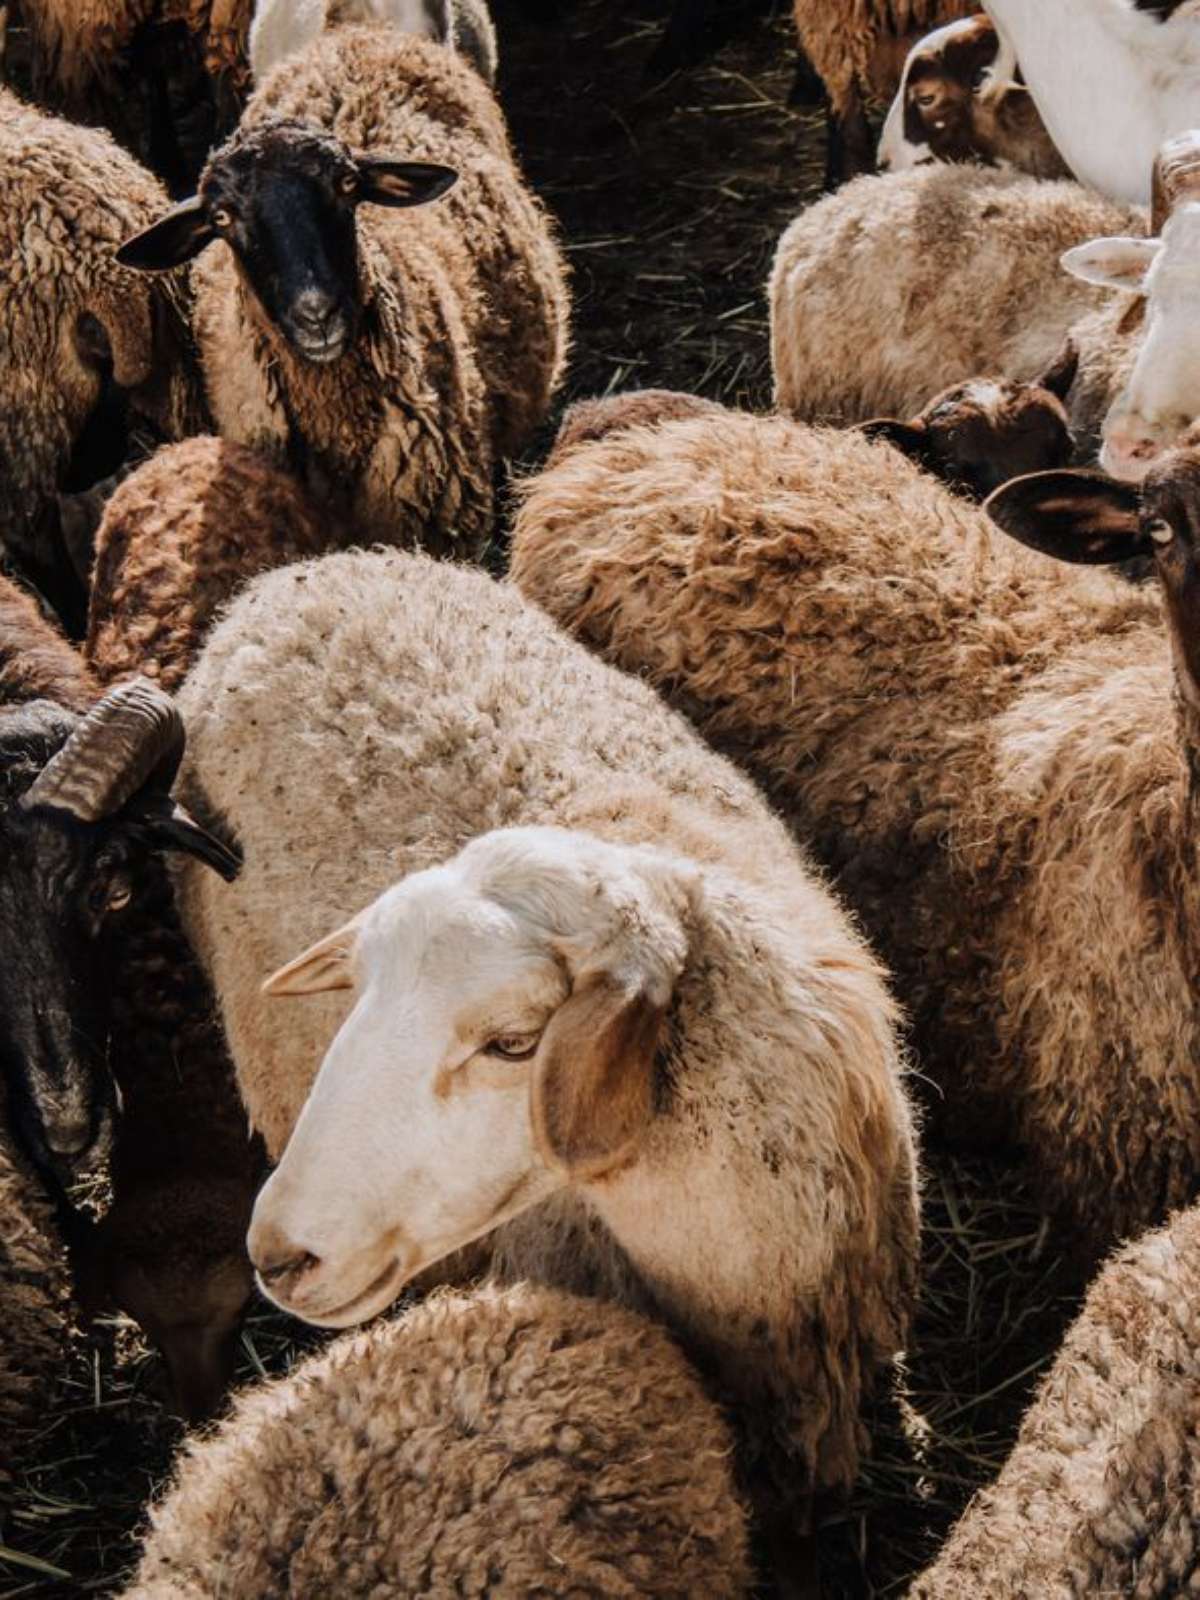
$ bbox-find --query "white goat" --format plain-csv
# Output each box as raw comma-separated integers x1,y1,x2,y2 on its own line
1061,128,1200,479
984,0,1200,204
249,0,496,84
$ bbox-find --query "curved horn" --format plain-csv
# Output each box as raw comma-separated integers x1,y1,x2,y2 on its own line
22,678,185,822
1151,129,1200,235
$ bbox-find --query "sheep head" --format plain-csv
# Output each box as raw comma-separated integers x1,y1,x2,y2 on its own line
116,119,458,366
248,826,695,1329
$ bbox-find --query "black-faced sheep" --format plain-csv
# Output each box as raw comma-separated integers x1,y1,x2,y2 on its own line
876,15,1068,180
248,0,498,86
118,24,570,558
509,408,1200,1263
549,366,1077,503
911,1199,1200,1597
0,573,236,1188
169,548,920,1584
121,1284,753,1598
73,437,334,1419
769,163,1137,424
0,85,206,628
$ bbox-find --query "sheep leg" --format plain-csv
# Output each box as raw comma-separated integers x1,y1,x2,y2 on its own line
824,82,876,191
789,46,823,108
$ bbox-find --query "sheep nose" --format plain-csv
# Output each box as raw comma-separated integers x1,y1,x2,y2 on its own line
292,290,340,337
44,1115,93,1157
249,1221,321,1288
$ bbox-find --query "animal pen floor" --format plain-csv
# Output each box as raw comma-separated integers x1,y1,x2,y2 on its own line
0,3,1083,1595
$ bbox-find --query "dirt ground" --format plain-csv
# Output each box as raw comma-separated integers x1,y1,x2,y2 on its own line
1,4,1084,1596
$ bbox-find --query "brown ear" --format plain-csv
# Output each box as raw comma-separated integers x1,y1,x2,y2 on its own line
262,912,366,997
531,972,665,1180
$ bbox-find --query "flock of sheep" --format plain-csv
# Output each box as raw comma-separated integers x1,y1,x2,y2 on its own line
3,0,1200,1595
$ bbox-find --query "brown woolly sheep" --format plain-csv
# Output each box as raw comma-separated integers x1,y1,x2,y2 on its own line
20,0,252,186
74,437,336,1418
770,163,1137,425
118,25,570,559
170,548,920,1584
876,14,1069,181
509,409,1200,1262
0,85,205,630
121,1284,752,1599
552,367,1076,504
0,1108,69,1498
911,1200,1200,1597
790,0,976,186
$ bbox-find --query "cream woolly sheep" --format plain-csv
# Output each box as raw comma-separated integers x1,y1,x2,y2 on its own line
121,1283,753,1599
0,1110,69,1495
119,25,570,558
553,367,1078,503
769,163,1137,424
0,85,205,628
170,548,920,1578
508,408,1200,1262
248,0,498,86
910,1200,1200,1597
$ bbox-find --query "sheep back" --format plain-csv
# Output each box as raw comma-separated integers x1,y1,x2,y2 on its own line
86,437,329,693
769,165,1138,422
123,1283,753,1599
911,1203,1200,1597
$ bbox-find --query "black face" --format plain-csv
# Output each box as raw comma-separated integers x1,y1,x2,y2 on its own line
115,121,460,368
0,709,133,1172
203,137,364,365
925,390,1074,502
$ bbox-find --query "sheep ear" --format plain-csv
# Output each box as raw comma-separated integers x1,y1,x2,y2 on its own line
117,198,215,272
1060,238,1160,293
531,973,664,1180
985,470,1148,565
263,913,366,997
354,158,459,209
1035,339,1079,403
857,417,932,467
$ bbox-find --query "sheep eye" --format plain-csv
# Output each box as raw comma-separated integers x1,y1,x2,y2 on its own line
1147,518,1175,547
212,207,233,229
486,1032,540,1062
915,90,938,109
90,877,132,916
338,175,359,197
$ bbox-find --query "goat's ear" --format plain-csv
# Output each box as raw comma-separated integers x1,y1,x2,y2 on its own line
263,912,367,997
117,198,215,272
1061,237,1160,293
857,417,932,467
985,469,1148,565
1036,339,1079,403
354,158,459,209
531,972,664,1180
141,799,242,882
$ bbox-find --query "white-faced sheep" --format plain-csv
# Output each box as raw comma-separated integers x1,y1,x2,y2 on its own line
118,24,570,558
910,1197,1200,1597
120,1283,753,1598
0,85,205,630
168,547,920,1579
877,15,1069,179
248,0,498,86
770,162,1138,425
0,1110,69,1497
551,363,1078,503
509,407,1200,1263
